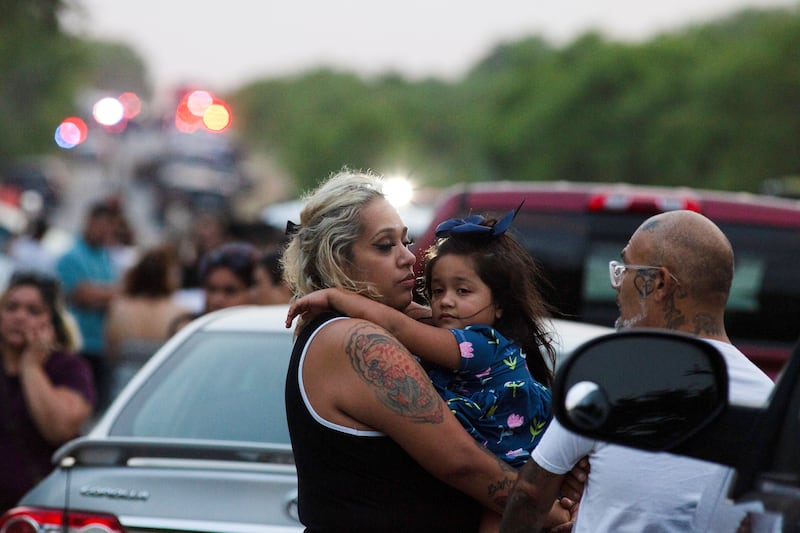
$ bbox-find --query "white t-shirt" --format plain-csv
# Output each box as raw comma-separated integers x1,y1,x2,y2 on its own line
531,339,775,532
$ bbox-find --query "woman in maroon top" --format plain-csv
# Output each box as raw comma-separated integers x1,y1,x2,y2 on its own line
0,271,95,513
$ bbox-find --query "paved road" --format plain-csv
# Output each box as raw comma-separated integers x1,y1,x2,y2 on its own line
50,125,293,255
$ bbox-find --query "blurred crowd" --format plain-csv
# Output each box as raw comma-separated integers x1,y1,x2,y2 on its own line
0,197,290,436
0,197,292,507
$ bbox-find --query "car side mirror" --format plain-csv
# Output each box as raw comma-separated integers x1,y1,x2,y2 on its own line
552,329,729,451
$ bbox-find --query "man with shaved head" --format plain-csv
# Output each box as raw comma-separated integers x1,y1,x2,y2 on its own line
501,210,776,532
614,210,735,336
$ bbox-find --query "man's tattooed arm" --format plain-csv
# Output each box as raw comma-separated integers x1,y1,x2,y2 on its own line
500,459,563,533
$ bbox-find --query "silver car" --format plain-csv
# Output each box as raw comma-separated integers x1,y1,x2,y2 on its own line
1,305,611,533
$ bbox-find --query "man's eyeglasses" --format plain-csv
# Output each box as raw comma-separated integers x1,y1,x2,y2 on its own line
608,260,680,289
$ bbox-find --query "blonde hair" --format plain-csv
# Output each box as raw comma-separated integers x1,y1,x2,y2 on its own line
282,169,386,300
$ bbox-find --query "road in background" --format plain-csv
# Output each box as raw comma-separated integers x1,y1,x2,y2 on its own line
49,124,293,254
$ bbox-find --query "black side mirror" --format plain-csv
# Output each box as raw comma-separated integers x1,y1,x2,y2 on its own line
552,329,729,451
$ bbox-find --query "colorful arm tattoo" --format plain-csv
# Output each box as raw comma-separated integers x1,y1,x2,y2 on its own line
345,323,444,424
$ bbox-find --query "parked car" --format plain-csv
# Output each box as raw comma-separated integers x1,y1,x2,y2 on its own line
552,329,800,529
0,158,65,212
0,304,612,533
413,181,800,379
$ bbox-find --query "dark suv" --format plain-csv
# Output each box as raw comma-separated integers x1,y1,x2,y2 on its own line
412,181,800,379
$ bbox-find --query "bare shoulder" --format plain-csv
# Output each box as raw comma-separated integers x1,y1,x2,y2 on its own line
312,316,412,365
311,317,444,425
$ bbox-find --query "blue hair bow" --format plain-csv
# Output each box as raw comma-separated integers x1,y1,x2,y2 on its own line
434,202,523,239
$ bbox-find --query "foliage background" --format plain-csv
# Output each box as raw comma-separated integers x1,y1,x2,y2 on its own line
3,2,799,196
232,8,800,194
0,0,150,159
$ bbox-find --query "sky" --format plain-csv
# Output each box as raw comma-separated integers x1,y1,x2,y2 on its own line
65,0,798,96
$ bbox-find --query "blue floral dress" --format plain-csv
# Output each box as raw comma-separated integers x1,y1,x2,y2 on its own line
427,325,552,467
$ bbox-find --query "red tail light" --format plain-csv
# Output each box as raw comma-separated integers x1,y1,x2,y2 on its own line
0,507,125,533
587,193,701,213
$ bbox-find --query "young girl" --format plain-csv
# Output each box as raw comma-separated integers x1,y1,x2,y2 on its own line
286,208,563,530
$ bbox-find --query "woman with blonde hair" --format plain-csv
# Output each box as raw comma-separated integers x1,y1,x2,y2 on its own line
282,169,575,532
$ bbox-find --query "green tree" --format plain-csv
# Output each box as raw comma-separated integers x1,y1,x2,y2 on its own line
0,0,88,158
81,40,151,99
232,6,800,195
236,70,411,191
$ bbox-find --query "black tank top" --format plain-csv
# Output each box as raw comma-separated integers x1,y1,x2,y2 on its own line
285,313,480,533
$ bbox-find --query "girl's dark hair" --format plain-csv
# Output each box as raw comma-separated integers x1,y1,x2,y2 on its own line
123,244,180,297
421,221,557,386
4,270,75,350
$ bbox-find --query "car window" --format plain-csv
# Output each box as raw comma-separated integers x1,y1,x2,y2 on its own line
722,224,800,343
512,211,642,323
109,331,293,445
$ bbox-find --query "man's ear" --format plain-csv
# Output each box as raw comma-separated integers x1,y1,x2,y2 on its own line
654,268,676,300
494,304,503,321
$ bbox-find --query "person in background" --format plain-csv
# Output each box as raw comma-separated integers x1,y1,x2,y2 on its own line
55,200,119,413
281,169,576,532
177,212,231,289
500,210,776,533
168,241,258,334
0,271,95,513
7,216,57,276
107,201,139,275
197,241,258,313
286,207,565,532
105,244,189,399
253,249,292,305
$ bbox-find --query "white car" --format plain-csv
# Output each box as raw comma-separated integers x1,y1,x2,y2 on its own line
2,305,611,533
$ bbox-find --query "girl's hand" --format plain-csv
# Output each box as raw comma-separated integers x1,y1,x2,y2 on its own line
553,498,580,532
560,456,589,502
543,497,572,531
285,289,335,328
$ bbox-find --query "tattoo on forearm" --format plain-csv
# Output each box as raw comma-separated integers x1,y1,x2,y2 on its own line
470,440,516,508
345,323,443,423
500,461,556,531
489,477,515,499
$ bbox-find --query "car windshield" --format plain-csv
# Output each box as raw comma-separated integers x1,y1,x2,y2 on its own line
109,330,292,445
